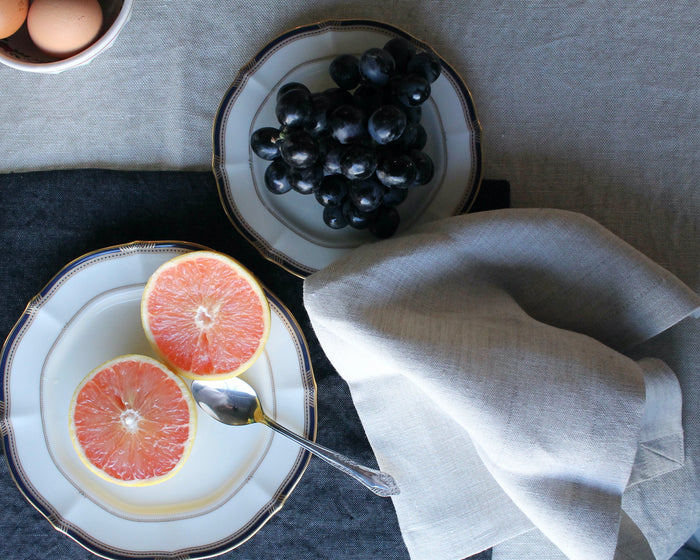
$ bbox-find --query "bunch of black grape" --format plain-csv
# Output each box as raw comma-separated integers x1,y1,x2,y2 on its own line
250,37,441,239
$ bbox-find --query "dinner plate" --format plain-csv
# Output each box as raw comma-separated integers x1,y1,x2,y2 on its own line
1,241,316,559
213,19,482,277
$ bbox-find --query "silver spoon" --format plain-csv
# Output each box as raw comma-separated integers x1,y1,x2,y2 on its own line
191,377,400,497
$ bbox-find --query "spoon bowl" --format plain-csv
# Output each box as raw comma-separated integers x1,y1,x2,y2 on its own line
191,377,399,497
191,377,261,427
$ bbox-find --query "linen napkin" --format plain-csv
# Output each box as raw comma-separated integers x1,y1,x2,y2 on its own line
303,208,700,560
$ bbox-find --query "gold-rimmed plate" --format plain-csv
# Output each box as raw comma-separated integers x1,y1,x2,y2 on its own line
1,241,316,559
213,19,482,277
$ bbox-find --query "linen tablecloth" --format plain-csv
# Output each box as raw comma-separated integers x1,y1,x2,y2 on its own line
1,1,698,559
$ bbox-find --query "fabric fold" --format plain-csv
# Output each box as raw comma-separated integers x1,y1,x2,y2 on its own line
303,209,700,560
627,358,684,487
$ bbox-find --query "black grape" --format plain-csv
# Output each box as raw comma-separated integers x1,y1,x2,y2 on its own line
276,88,313,128
348,177,384,212
279,128,319,168
368,105,407,145
408,149,435,186
359,48,395,86
314,175,348,207
342,199,377,229
329,104,366,144
276,82,310,102
329,54,361,90
288,164,324,194
250,127,282,160
323,205,348,229
376,152,418,188
340,144,377,180
383,37,416,73
395,74,431,107
406,51,442,83
369,205,400,238
382,186,408,206
264,159,292,194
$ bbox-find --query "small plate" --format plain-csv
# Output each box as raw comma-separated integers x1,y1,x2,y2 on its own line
213,19,482,277
1,241,316,559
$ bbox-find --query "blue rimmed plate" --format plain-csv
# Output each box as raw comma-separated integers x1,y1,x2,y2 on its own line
213,19,482,277
1,241,316,559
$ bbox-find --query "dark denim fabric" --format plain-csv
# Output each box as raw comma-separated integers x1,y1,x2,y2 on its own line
672,531,700,560
0,170,503,560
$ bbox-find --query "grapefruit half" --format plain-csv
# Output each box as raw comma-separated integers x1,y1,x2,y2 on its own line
141,250,271,380
69,355,196,486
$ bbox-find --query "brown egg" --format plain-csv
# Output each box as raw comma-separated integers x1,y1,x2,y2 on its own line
0,0,28,39
27,0,103,58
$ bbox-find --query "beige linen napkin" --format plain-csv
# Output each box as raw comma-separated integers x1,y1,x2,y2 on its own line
303,209,700,560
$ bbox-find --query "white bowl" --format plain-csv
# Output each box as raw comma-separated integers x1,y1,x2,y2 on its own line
0,0,133,73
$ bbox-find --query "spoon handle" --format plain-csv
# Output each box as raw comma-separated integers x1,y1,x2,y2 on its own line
262,415,400,497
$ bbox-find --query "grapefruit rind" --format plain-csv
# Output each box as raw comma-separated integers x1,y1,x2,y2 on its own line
68,355,197,487
140,250,272,380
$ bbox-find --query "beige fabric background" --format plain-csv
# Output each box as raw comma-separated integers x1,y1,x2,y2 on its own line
1,2,698,558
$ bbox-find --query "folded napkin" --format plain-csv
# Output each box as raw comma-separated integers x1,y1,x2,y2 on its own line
303,209,700,560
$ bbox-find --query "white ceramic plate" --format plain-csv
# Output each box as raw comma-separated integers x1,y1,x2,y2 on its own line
1,241,316,559
213,19,482,277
